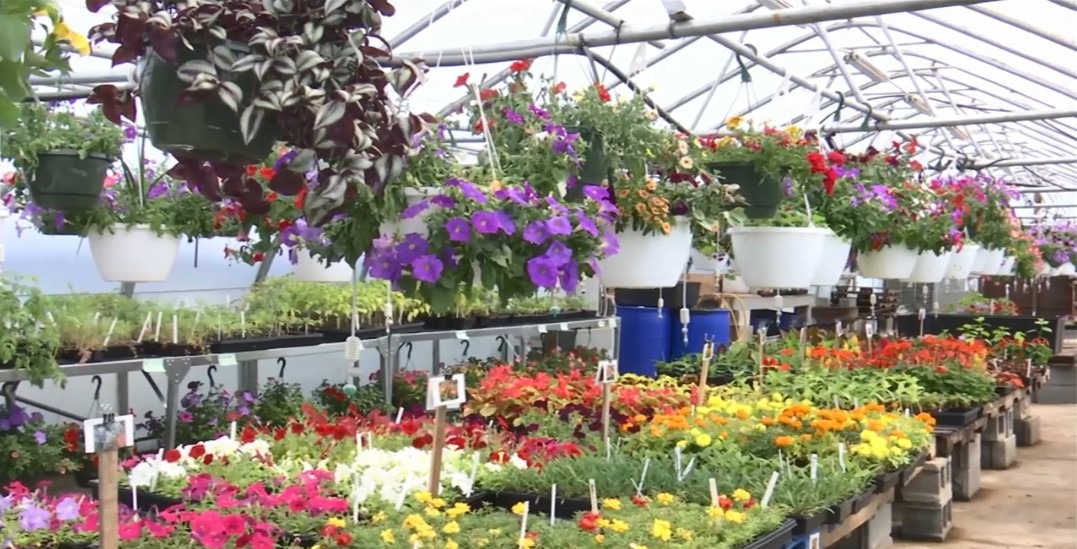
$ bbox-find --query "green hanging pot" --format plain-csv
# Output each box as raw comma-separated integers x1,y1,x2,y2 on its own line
140,41,278,164
29,150,111,211
709,160,782,219
565,126,609,201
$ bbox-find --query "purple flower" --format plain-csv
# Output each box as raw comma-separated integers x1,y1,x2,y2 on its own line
395,233,430,264
33,430,46,445
545,241,573,266
411,255,444,283
565,174,579,190
576,213,599,237
546,215,573,236
559,260,580,293
446,218,472,243
459,181,489,203
55,497,80,521
601,231,620,256
781,176,795,197
526,256,560,289
401,200,430,220
179,411,193,423
495,187,529,205
472,211,502,235
19,505,50,531
523,221,549,245
367,245,401,281
274,149,298,170
545,196,569,214
430,195,457,208
529,104,550,120
503,108,525,125
552,133,579,156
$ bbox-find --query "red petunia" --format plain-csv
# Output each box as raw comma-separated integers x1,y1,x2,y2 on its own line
453,72,470,88
509,58,533,73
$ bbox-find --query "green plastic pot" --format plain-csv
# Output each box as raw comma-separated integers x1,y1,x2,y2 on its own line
565,126,609,202
29,150,111,211
709,160,782,219
140,41,278,164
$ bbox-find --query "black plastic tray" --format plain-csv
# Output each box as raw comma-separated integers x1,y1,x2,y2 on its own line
791,511,827,535
479,490,591,520
739,519,796,549
210,333,325,354
931,406,983,427
90,481,184,514
824,495,854,525
318,323,424,342
899,451,929,486
851,488,876,513
874,470,901,493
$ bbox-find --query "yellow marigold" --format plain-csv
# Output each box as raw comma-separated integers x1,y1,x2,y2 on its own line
511,502,528,516
725,510,747,523
372,511,387,524
446,541,459,549
415,491,433,503
732,488,751,502
656,493,676,505
602,498,622,510
443,521,461,534
695,433,713,447
380,529,395,543
325,517,346,528
651,519,673,541
447,502,470,519
595,534,605,543
610,519,630,533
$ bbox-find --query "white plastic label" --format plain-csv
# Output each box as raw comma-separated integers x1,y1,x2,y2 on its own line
218,354,238,367
454,331,469,340
537,325,548,334
142,359,165,373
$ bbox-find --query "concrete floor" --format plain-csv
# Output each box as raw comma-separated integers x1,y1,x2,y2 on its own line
897,404,1077,549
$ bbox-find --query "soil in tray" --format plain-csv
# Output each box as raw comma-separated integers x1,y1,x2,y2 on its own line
209,333,325,354
930,406,983,427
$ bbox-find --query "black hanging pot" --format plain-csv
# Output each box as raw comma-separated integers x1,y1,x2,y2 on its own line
709,160,782,219
565,125,609,201
140,40,278,164
28,150,111,211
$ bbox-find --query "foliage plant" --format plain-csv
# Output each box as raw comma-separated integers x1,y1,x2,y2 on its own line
0,405,77,482
1,102,123,177
140,381,257,446
1029,221,1077,268
85,0,431,229
0,276,63,387
0,2,86,127
252,377,305,427
365,181,616,313
936,173,1018,250
700,118,825,187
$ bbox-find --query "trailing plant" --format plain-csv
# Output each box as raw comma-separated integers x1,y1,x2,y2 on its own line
0,3,86,126
1,102,123,180
0,276,63,387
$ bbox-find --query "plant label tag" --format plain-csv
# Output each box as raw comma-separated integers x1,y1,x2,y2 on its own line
761,471,780,508
427,374,466,410
1046,366,1051,381
596,360,618,384
865,323,875,338
810,454,818,481
838,443,846,472
588,479,598,513
835,320,842,335
454,331,469,340
597,319,607,328
918,308,926,320
709,478,719,508
1026,359,1032,378
142,359,165,373
218,354,238,367
83,414,135,453
559,322,569,331
609,317,617,328
537,325,548,334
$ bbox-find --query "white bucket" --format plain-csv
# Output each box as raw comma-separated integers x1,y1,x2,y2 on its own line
87,224,181,282
944,244,981,280
293,250,354,283
998,256,1016,276
729,226,829,289
598,218,693,288
379,187,439,236
906,251,953,283
857,244,919,279
972,247,1005,275
811,230,851,287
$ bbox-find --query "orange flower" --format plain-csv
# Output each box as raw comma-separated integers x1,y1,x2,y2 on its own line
774,436,795,448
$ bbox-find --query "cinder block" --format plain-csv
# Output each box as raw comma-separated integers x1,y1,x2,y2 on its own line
982,433,1018,470
900,457,952,504
830,501,894,549
1014,393,1033,420
952,434,981,502
1015,415,1042,447
982,408,1014,442
895,499,953,542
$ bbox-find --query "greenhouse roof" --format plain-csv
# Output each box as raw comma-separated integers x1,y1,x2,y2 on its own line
27,0,1077,219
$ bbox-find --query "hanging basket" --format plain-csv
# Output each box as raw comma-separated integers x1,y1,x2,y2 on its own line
598,218,692,289
293,250,354,283
906,251,952,284
379,187,439,237
1053,263,1076,277
28,151,111,211
690,248,729,273
563,126,608,202
141,41,278,164
972,247,1006,275
944,243,981,280
87,224,181,282
857,244,919,280
811,230,851,287
998,256,1016,276
729,226,829,289
708,161,782,219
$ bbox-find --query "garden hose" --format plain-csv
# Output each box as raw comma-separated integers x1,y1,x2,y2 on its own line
695,292,751,343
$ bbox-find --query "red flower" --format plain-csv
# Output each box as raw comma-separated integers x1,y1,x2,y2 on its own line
251,251,265,262
454,72,470,88
335,532,353,546
594,83,611,103
479,88,498,101
294,187,307,209
826,150,845,166
718,496,733,510
188,444,206,460
631,494,649,507
509,58,533,73
578,511,601,532
164,449,182,463
552,81,566,94
259,167,276,180
245,165,258,177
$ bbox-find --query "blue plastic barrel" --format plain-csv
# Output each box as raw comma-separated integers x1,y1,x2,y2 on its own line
616,306,672,377
670,309,732,359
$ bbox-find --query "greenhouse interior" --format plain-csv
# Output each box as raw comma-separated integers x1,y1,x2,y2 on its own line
0,0,1075,547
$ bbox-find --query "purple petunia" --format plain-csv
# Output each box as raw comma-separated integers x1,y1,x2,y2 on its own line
601,232,620,256
576,213,600,237
411,255,444,283
33,431,46,445
503,108,525,125
559,260,580,293
395,233,430,264
445,218,472,243
545,241,573,266
546,215,573,236
400,199,431,220
458,181,488,203
526,256,560,289
523,221,549,245
430,194,457,208
55,497,80,521
19,505,50,531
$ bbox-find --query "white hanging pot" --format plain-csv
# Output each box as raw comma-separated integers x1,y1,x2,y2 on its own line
729,226,829,289
1038,263,1053,276
721,274,751,294
998,256,1016,276
857,244,919,279
293,250,354,283
972,247,1005,275
1053,263,1076,276
811,230,851,287
87,224,181,282
598,217,692,288
906,251,953,283
379,187,439,237
690,248,728,273
944,243,981,280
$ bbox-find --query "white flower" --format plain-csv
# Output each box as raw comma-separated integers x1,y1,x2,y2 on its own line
508,454,528,470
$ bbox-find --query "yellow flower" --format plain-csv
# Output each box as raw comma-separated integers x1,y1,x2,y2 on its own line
429,497,446,509
656,493,676,505
53,21,90,56
595,534,606,543
380,529,396,543
726,510,747,523
707,506,724,519
488,529,502,536
651,519,672,541
415,491,433,503
676,439,688,449
447,502,470,519
511,502,527,516
443,521,461,534
609,519,630,533
518,539,535,548
732,489,751,502
325,517,346,528
602,498,622,510
676,528,693,540
694,433,712,447
897,438,912,449
726,115,744,129
446,541,459,549
678,156,694,170
630,545,649,549
424,506,441,517
372,511,387,524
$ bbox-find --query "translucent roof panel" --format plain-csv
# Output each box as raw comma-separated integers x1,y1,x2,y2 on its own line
32,0,1077,210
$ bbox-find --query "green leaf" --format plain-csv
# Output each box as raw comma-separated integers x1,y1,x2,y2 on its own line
0,15,31,62
0,97,19,128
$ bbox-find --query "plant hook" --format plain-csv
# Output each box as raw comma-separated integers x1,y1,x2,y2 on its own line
460,339,471,357
207,365,218,388
277,357,287,378
91,375,103,403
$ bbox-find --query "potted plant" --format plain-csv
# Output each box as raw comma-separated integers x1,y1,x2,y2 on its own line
727,203,832,290
2,102,123,211
0,405,78,485
951,174,1018,275
1030,222,1077,276
0,277,63,387
902,188,963,284
86,0,429,232
0,5,85,127
701,118,819,219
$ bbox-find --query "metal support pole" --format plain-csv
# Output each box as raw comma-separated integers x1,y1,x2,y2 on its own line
965,5,1077,52
974,156,1077,169
818,109,1077,133
389,0,471,48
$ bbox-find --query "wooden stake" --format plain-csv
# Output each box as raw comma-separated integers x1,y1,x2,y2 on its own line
696,340,714,408
600,383,611,453
98,446,119,549
427,406,448,498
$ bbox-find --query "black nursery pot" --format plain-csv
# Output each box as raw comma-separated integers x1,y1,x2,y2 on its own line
930,406,983,427
708,160,783,219
791,511,827,535
740,519,796,549
479,490,591,520
824,495,854,525
29,150,111,211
